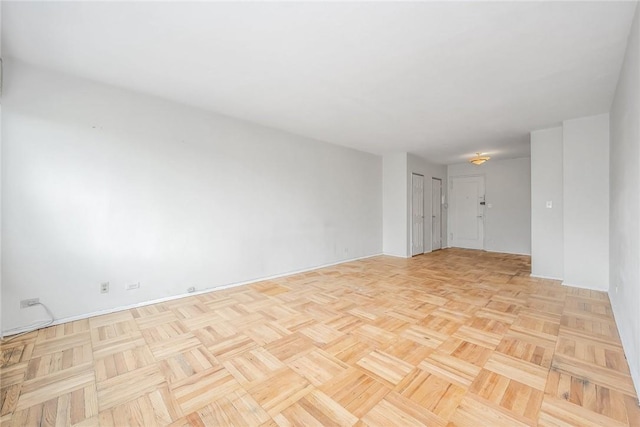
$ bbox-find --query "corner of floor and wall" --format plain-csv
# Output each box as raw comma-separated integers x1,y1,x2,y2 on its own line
531,4,640,398
608,2,640,401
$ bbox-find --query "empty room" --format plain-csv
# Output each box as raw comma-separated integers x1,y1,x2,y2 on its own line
1,1,639,426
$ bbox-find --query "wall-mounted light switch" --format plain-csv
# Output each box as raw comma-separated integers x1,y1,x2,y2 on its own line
546,201,553,208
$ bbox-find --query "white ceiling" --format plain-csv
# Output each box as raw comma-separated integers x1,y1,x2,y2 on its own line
3,2,637,164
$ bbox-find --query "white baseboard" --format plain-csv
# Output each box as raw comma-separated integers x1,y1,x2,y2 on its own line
484,249,532,256
382,252,410,259
2,253,383,337
608,294,640,401
530,274,563,281
561,281,608,292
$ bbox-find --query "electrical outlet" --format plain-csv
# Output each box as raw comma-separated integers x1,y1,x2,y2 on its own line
20,298,40,309
126,282,140,291
100,282,109,293
187,286,196,293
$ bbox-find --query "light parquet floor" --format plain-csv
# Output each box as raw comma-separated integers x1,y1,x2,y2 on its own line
1,249,639,426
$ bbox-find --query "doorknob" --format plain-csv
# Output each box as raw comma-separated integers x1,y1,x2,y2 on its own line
477,215,483,218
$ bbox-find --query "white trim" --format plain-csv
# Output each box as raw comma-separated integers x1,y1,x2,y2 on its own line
2,253,382,337
529,274,563,281
382,252,411,259
446,248,531,257
561,281,608,291
609,293,640,401
484,249,532,256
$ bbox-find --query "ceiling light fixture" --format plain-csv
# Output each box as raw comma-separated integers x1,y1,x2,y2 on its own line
469,152,490,165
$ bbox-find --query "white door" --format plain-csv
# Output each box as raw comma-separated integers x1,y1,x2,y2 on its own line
411,174,424,256
432,178,442,251
450,176,485,250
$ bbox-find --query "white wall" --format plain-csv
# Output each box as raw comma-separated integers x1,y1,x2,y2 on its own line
382,152,408,257
563,114,610,290
448,158,531,255
1,2,4,337
609,4,640,398
407,153,447,254
2,60,383,332
530,127,564,279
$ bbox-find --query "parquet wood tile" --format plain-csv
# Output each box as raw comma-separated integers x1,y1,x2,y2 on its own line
545,369,629,423
395,368,466,419
32,332,92,359
288,349,349,387
246,368,313,417
380,337,433,366
222,348,286,388
96,364,164,412
2,248,639,426
0,364,27,419
160,347,219,386
484,352,549,391
400,324,447,348
452,324,503,350
94,345,154,383
375,391,448,427
36,321,91,343
355,350,413,388
550,353,636,396
469,369,544,423
190,389,270,427
274,389,358,427
319,368,390,418
172,365,240,415
321,334,373,365
475,309,518,327
359,393,441,427
450,393,531,427
442,338,493,367
206,334,258,362
99,386,181,427
299,323,344,345
538,394,630,427
351,325,396,348
497,341,554,373
25,342,93,381
263,332,314,364
419,351,482,388
242,322,292,346
15,364,96,412
324,314,365,334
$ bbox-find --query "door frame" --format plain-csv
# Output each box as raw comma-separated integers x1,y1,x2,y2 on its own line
431,177,443,251
410,173,425,256
449,174,485,250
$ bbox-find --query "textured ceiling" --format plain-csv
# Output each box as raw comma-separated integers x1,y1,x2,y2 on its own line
3,2,636,164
